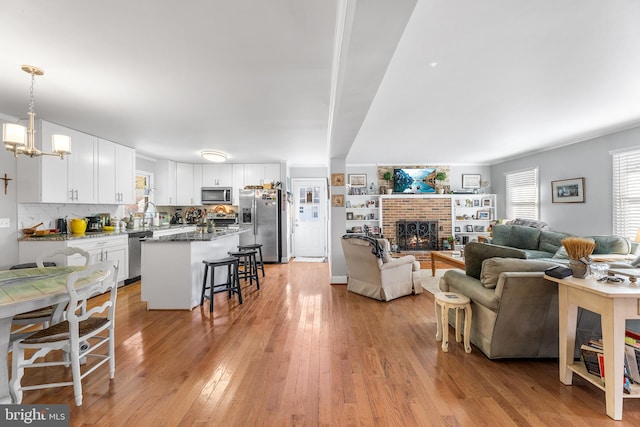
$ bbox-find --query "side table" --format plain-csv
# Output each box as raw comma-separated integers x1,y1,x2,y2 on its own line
544,273,640,420
434,292,472,353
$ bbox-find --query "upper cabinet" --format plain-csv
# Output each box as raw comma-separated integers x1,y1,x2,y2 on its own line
176,162,195,206
154,159,177,205
98,138,135,204
17,120,98,204
202,164,232,187
244,163,280,186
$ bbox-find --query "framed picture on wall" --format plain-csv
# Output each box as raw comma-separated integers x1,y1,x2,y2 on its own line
348,174,367,187
331,173,345,186
551,178,585,203
462,174,481,189
331,194,344,207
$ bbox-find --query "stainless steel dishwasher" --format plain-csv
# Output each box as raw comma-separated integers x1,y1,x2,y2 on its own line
126,230,153,284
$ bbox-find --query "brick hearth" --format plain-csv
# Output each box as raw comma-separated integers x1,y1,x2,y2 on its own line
382,195,452,264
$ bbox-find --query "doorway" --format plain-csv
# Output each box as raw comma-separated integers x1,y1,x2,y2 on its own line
292,179,327,258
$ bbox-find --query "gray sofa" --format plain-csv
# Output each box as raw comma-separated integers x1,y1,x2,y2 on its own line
485,224,638,262
439,242,563,359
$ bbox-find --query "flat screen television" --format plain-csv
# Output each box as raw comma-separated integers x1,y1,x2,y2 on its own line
393,168,436,193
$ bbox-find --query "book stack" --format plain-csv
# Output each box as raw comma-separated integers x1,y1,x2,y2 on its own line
580,339,604,378
581,332,640,394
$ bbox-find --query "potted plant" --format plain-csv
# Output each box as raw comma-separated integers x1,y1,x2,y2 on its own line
382,171,393,194
435,171,447,194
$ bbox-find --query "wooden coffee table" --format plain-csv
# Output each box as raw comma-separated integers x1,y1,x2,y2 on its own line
430,251,465,276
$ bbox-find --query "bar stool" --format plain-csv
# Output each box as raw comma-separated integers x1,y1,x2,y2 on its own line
237,243,265,277
201,257,242,312
228,249,260,290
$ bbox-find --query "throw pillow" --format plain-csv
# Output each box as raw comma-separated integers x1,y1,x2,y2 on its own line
511,218,548,229
480,258,561,289
506,225,541,251
539,230,572,254
585,235,632,255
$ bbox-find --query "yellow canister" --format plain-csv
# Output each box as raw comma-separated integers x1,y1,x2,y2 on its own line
70,218,87,234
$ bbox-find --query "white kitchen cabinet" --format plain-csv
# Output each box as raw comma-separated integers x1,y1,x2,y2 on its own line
244,163,280,186
18,235,129,284
232,164,246,205
98,138,135,204
154,159,177,205
192,164,202,205
202,164,232,187
176,162,194,205
17,120,98,204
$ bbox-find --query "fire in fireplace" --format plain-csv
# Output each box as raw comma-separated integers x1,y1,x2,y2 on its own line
396,220,439,251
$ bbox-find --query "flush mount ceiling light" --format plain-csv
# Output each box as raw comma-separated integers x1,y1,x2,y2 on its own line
201,150,228,162
3,65,71,159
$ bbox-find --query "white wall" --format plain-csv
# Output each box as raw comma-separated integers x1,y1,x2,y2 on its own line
490,125,640,235
0,114,19,269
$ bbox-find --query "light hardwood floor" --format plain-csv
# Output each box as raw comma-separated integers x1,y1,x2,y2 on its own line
14,262,640,426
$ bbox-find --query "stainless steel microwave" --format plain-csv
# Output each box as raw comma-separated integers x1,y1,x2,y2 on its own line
201,187,232,204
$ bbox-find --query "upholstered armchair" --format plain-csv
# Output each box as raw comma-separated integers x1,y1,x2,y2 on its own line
341,235,422,301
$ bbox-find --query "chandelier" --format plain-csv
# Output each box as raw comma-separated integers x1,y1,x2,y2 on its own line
3,65,71,159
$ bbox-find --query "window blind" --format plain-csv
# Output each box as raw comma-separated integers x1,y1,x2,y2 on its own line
612,149,640,240
506,168,538,220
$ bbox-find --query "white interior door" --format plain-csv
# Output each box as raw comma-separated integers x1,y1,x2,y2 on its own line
293,179,327,257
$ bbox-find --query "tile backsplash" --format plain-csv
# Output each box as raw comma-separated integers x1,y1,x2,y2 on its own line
18,203,126,230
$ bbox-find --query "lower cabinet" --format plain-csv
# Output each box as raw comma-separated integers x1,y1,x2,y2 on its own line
19,235,129,284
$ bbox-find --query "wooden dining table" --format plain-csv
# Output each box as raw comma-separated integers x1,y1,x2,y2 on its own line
0,265,93,404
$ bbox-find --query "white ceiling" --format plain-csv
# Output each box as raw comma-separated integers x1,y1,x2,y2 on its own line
1,1,639,167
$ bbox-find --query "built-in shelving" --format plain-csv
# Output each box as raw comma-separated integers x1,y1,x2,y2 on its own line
345,194,382,236
452,194,496,245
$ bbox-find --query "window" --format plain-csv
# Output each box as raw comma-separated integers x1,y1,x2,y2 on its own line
505,168,538,220
612,149,640,240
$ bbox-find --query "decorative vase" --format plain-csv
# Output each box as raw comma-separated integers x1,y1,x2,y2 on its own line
386,189,393,195
569,259,589,279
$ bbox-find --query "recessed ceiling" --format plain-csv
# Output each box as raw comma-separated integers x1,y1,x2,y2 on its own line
1,1,639,167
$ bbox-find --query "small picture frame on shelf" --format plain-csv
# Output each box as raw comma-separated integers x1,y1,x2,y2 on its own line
482,198,492,207
346,212,354,220
349,174,367,187
473,199,480,207
466,225,473,233
367,200,376,208
474,225,485,232
455,199,461,206
477,210,490,220
355,214,364,220
454,226,461,232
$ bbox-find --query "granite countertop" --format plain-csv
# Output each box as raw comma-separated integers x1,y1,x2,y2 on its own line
18,225,198,242
144,228,248,242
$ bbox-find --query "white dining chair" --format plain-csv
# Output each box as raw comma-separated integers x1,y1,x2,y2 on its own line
11,247,91,337
10,260,119,406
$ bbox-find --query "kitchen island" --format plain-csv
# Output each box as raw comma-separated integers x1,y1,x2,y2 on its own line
140,229,247,310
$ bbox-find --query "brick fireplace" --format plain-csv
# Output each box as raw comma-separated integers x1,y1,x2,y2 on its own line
381,196,452,263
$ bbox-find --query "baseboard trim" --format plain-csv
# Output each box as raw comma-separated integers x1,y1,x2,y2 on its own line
331,275,347,284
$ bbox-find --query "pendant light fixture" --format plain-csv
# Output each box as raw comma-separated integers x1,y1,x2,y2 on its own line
3,65,71,159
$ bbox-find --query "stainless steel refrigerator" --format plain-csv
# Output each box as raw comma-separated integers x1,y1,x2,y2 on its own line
239,189,281,263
